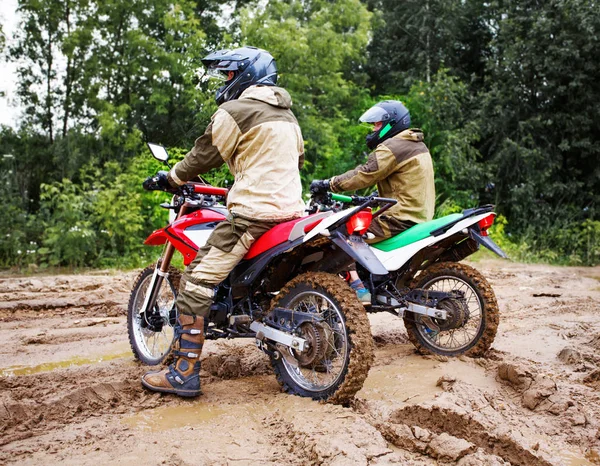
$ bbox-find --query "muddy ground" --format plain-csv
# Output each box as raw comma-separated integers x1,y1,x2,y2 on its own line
0,259,599,465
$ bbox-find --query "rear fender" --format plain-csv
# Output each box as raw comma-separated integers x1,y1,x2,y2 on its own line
372,212,503,272
330,231,388,275
469,229,508,258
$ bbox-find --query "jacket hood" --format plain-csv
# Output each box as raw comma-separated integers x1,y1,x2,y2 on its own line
398,128,424,142
239,85,292,109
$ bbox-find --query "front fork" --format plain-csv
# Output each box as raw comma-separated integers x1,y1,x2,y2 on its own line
138,204,188,317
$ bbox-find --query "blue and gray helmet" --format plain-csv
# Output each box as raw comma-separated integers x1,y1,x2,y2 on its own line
201,46,278,105
360,100,411,150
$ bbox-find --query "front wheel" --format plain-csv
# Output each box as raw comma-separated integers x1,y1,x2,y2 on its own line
403,262,499,357
268,272,374,405
127,264,181,365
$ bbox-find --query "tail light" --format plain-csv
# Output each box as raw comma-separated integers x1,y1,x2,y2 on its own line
478,213,496,236
346,209,372,235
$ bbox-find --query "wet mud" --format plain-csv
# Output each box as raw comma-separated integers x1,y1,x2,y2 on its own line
1,260,599,465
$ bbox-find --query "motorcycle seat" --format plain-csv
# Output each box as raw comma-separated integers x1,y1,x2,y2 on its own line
371,213,463,252
244,211,332,260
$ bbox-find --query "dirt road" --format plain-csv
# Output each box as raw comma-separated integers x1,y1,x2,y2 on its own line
1,260,599,465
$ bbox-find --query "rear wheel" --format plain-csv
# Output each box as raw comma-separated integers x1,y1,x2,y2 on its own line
127,264,181,365
403,262,499,357
268,272,374,405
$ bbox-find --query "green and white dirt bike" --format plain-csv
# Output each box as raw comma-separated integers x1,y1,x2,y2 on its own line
309,192,507,357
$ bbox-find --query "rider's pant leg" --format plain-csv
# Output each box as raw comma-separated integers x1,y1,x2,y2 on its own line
365,217,416,244
176,217,276,318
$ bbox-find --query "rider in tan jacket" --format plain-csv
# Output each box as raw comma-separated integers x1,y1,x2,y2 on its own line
310,101,435,302
142,47,305,398
168,85,305,222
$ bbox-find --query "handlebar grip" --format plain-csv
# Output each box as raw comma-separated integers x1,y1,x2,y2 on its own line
189,183,228,197
330,193,353,203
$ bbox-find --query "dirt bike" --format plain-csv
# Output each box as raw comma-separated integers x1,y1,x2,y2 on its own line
308,191,507,357
127,143,396,403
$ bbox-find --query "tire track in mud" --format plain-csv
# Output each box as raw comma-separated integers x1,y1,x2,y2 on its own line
378,404,551,466
0,362,151,446
354,349,600,466
261,406,405,465
0,344,275,448
0,302,125,321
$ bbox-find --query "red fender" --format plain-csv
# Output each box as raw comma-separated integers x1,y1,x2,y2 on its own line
144,228,168,246
143,209,227,266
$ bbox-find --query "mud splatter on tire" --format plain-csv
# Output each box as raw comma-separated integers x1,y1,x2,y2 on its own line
268,272,374,405
404,261,500,357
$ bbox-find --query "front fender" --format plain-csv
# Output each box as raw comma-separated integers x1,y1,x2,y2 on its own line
144,228,168,246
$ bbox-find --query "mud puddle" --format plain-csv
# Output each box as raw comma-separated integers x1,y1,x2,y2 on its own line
0,348,132,376
123,392,310,432
359,353,497,404
1,260,599,465
560,451,596,466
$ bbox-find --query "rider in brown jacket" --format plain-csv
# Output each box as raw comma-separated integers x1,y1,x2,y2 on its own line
310,101,435,302
142,47,305,397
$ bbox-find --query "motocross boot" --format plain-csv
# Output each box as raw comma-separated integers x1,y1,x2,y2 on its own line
141,314,204,397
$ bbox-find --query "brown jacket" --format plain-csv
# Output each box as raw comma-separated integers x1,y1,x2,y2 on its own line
330,129,435,228
168,86,305,222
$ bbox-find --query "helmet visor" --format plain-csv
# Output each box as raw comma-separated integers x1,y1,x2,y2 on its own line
359,106,390,123
204,68,231,81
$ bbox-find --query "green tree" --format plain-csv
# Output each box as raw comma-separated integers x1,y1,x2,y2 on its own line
239,0,373,182
479,0,600,233
364,0,493,93
11,0,67,142
403,70,484,209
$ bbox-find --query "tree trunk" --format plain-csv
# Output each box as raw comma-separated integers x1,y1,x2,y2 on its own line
62,0,72,138
425,0,431,83
46,26,54,144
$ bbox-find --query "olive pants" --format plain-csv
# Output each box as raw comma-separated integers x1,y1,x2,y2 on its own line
365,215,416,244
176,216,277,318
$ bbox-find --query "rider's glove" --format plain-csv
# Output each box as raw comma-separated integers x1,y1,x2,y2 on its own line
310,179,330,194
142,171,177,193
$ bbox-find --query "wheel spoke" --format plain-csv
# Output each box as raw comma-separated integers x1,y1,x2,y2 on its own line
415,275,484,352
130,268,178,363
278,289,349,393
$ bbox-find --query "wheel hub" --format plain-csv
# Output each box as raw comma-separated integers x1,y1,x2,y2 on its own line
294,322,329,367
141,308,166,332
434,297,470,331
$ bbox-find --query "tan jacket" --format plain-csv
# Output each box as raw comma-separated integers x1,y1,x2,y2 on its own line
168,86,305,222
330,129,435,226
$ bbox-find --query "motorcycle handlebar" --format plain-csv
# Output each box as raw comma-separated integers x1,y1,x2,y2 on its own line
312,193,398,232
188,182,228,197
332,193,395,206
316,192,397,209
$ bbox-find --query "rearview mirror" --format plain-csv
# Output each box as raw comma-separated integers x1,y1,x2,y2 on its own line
147,143,169,162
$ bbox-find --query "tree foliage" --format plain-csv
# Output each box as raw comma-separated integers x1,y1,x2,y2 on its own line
0,0,599,268
239,0,373,180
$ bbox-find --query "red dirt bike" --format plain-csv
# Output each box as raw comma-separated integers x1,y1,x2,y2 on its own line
127,143,396,403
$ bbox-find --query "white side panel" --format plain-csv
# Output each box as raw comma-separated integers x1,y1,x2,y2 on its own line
302,208,356,242
168,196,177,224
372,213,492,271
183,229,213,249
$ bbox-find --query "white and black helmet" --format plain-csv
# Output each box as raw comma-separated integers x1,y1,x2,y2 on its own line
360,100,411,150
201,46,278,105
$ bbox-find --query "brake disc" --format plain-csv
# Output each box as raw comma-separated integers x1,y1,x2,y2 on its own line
142,308,165,332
